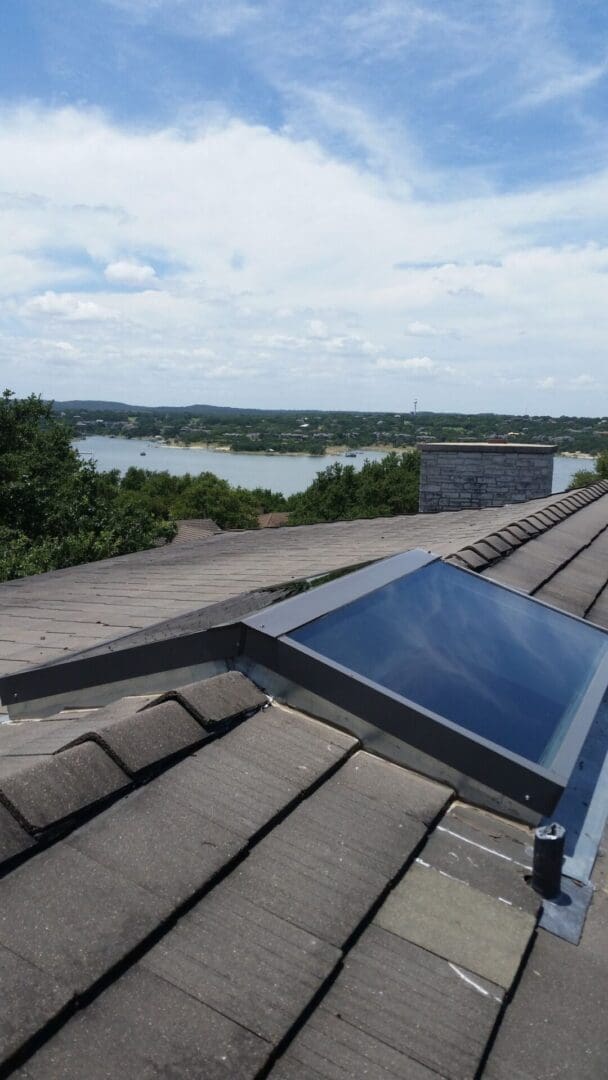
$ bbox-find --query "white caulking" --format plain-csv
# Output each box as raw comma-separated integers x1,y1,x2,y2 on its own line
437,825,531,871
448,964,489,997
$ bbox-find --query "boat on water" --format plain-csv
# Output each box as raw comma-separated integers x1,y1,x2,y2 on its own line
140,451,146,456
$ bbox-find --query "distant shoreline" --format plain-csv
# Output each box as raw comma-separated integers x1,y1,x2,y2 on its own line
78,434,596,461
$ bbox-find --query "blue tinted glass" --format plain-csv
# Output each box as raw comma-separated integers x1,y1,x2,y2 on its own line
288,562,608,765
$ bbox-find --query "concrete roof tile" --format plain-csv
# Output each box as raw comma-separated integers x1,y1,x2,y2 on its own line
16,966,268,1080
0,944,72,1066
374,862,536,990
67,698,208,775
0,802,35,866
143,883,341,1044
65,781,244,905
0,743,130,832
318,924,502,1079
270,1006,440,1079
150,670,267,726
227,752,431,948
0,844,170,994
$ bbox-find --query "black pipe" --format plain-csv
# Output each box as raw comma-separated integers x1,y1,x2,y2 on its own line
532,822,565,898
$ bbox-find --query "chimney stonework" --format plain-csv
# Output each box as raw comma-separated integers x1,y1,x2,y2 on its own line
418,442,555,513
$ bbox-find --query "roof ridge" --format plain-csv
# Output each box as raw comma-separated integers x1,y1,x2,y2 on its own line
445,480,608,574
0,673,267,878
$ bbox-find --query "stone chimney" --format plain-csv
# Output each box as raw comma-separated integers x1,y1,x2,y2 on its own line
418,442,555,513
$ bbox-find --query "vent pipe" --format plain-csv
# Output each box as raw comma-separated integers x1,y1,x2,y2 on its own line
532,822,565,898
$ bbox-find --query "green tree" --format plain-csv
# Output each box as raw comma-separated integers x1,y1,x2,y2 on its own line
0,391,176,581
172,472,259,530
568,450,608,490
288,452,420,525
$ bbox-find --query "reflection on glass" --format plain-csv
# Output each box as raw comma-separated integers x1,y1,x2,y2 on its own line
288,562,608,765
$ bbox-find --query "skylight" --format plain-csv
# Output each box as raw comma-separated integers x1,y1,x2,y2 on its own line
288,560,606,767
243,551,608,818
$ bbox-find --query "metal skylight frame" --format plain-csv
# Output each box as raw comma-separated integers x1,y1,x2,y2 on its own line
242,550,608,817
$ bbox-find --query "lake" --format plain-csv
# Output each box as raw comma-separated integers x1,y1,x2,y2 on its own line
75,436,589,497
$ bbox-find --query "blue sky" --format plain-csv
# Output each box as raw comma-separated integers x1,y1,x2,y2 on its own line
1,0,607,412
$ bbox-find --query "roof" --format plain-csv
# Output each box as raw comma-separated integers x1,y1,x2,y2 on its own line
447,479,608,629
1,482,608,1077
0,671,545,1079
173,518,221,543
0,490,576,683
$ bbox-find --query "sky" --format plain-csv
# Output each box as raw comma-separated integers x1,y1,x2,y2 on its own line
1,0,607,414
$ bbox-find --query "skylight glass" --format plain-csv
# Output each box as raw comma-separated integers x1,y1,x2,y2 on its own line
287,561,608,766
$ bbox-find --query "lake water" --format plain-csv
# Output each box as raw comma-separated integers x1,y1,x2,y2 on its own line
75,436,589,497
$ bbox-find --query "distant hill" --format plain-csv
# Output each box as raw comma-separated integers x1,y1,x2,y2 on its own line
52,400,291,416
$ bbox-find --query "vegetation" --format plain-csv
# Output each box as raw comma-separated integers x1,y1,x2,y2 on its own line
119,467,286,531
0,391,425,581
58,399,608,456
0,391,176,581
568,450,608,490
289,453,420,525
10,387,608,585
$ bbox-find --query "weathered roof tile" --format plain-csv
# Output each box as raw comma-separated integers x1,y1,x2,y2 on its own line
0,802,35,866
64,703,356,907
143,883,341,1044
0,743,130,832
66,780,244,905
270,1006,440,1079
16,966,269,1080
151,670,267,726
302,924,502,1080
66,698,208,775
0,945,72,1066
227,751,442,948
0,844,170,994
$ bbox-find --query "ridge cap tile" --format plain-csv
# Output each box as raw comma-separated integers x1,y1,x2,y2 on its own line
149,670,267,727
0,743,130,833
0,802,35,867
65,698,208,776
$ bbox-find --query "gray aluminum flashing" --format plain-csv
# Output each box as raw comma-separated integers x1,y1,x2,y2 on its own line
1,623,242,714
249,549,435,637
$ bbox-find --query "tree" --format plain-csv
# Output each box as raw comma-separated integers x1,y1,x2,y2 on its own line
288,452,420,525
568,450,608,490
0,391,176,581
172,472,259,530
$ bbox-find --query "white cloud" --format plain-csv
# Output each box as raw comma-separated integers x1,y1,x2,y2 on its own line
104,260,157,286
406,321,444,337
0,103,607,410
536,376,556,390
517,60,608,109
20,291,118,322
376,356,436,372
306,319,328,339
